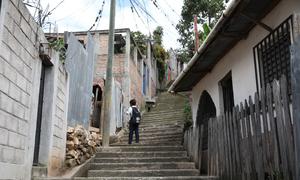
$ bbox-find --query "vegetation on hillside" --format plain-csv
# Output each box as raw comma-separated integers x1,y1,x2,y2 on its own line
175,0,225,62
131,26,168,83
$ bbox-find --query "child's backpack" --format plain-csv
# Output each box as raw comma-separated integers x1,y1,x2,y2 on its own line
130,107,141,124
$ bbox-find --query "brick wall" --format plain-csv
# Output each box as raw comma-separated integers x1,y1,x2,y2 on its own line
0,0,46,179
129,58,143,108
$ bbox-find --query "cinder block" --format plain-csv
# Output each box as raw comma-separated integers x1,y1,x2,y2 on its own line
0,74,10,94
13,23,26,46
8,131,21,149
4,62,17,82
20,91,29,107
7,30,22,57
20,18,31,39
14,148,25,164
4,14,14,32
20,46,33,69
2,146,15,163
18,120,28,136
10,0,20,8
6,116,18,132
12,102,25,119
8,83,21,102
28,16,38,35
0,110,7,127
0,128,8,145
23,65,32,83
0,93,14,114
10,52,25,76
18,1,30,22
16,73,27,92
8,1,21,25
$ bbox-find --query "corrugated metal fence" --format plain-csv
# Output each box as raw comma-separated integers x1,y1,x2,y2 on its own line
65,33,96,128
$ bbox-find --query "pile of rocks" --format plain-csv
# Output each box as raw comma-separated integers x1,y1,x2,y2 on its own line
65,125,101,167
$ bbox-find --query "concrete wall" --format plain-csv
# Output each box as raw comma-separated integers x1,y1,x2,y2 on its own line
39,55,69,176
0,0,45,179
191,0,300,123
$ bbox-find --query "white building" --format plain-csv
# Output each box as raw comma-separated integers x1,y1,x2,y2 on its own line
169,0,300,174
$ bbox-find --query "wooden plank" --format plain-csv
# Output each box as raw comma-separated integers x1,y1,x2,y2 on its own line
266,83,280,173
272,79,289,179
194,125,200,169
280,75,295,179
225,111,233,179
228,111,236,179
198,125,204,175
217,116,223,177
234,105,243,179
208,119,212,175
254,93,264,180
222,114,229,179
240,102,247,180
246,98,256,179
260,87,272,179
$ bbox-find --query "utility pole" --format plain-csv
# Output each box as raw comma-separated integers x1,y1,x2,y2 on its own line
193,15,199,53
102,0,116,147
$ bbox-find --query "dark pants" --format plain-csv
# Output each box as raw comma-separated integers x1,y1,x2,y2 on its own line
128,123,139,144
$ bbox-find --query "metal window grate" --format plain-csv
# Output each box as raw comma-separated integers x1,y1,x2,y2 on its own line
254,15,293,92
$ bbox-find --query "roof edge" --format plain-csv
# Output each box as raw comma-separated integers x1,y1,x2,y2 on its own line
168,0,242,93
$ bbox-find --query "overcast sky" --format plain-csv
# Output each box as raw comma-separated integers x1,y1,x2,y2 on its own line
29,0,183,49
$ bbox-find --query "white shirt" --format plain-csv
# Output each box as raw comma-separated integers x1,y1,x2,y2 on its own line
126,105,138,117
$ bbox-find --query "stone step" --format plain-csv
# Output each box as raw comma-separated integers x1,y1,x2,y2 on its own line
74,176,217,180
141,119,184,124
120,133,182,141
118,137,182,145
126,130,182,137
95,151,187,158
139,124,183,129
87,169,200,177
139,124,183,132
144,111,184,115
89,162,196,170
94,157,190,163
110,139,182,146
136,127,183,134
97,146,184,152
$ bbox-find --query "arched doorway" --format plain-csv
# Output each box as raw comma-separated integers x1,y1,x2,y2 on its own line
91,85,102,128
196,91,216,174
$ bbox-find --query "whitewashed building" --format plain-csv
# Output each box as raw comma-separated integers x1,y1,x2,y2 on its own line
169,0,300,174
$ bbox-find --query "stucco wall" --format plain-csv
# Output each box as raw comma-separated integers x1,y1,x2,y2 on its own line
0,0,46,179
191,0,300,122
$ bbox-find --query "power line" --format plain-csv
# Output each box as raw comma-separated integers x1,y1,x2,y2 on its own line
129,0,150,34
149,0,177,28
132,0,157,24
158,0,181,17
88,0,105,31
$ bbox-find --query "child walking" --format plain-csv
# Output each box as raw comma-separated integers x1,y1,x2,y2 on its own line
126,99,141,144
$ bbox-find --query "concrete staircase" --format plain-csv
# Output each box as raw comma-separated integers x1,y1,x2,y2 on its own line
73,92,215,180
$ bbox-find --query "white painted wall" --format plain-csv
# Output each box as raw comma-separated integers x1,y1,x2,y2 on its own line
191,0,300,123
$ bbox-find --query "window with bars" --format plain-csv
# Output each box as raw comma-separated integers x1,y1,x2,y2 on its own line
254,15,293,92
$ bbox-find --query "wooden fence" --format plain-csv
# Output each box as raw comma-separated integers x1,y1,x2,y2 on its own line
184,75,295,179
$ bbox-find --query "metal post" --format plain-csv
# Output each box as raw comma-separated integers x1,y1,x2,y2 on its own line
102,0,116,147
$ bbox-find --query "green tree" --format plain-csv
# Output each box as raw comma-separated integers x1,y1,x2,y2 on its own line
131,31,147,54
152,26,168,83
176,0,225,62
131,27,168,83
